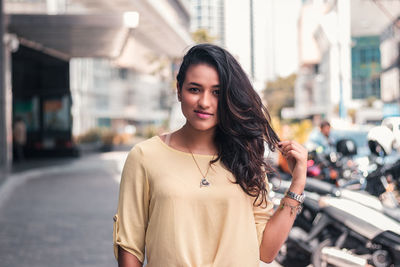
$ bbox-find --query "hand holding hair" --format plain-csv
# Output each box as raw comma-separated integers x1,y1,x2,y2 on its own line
278,140,307,188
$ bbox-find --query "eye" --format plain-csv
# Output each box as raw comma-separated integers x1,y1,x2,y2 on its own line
188,87,199,93
213,89,220,96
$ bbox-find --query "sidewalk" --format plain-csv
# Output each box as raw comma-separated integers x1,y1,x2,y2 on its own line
0,153,121,267
0,141,134,184
0,141,138,213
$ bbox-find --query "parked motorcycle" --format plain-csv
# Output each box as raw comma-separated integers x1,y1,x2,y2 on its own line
305,126,400,205
304,136,360,185
310,195,400,267
273,125,400,266
272,179,400,267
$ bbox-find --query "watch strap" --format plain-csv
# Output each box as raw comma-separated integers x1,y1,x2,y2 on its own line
285,190,305,203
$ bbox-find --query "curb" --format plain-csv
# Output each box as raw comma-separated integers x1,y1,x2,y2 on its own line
0,163,77,210
0,153,125,210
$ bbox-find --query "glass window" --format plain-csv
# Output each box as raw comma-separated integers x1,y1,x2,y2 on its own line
360,49,366,64
43,95,70,131
13,97,40,132
371,78,380,97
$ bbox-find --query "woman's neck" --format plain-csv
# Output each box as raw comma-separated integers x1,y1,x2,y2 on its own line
173,124,217,155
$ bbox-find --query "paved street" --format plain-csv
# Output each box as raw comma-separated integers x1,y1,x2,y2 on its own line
0,151,281,267
0,153,123,267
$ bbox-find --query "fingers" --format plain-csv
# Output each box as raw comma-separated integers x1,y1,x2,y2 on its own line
278,140,307,161
278,140,300,154
278,141,308,182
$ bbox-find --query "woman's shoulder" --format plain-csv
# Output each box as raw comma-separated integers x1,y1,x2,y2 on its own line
130,135,160,151
127,135,163,160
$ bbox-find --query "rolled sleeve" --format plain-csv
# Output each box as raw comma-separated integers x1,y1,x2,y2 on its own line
113,146,150,262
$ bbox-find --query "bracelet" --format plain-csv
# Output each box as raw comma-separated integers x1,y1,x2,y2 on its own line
285,190,305,203
279,199,303,216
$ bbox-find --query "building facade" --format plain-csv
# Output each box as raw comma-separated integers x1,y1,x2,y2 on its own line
189,0,274,92
0,0,192,170
380,17,400,118
286,0,400,124
351,36,381,99
190,0,225,46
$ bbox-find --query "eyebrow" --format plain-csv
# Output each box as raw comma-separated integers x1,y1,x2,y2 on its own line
188,82,220,88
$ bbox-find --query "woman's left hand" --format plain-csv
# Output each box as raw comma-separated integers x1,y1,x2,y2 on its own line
278,140,308,185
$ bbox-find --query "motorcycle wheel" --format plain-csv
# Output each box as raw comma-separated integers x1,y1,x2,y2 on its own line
312,238,334,267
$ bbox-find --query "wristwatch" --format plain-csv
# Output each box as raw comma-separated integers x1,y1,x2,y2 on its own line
285,190,306,203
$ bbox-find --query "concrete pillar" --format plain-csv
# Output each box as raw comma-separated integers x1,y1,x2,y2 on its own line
0,0,13,178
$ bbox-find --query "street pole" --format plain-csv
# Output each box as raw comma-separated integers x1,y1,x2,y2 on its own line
337,0,346,120
338,46,346,119
0,0,12,177
249,0,254,80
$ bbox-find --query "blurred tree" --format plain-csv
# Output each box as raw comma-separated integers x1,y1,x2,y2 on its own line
347,108,356,123
191,28,216,44
366,96,377,107
263,73,296,118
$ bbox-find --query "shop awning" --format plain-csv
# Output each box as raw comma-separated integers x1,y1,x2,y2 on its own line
6,13,132,59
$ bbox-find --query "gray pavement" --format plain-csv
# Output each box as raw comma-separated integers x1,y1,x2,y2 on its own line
0,153,122,267
0,151,281,267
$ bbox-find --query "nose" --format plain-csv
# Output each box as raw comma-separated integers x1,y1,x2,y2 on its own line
198,91,212,109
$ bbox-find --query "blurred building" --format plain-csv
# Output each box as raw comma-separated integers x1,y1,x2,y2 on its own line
224,0,271,92
284,0,400,125
348,0,400,124
380,17,400,118
190,0,225,46
351,36,381,100
190,0,271,92
284,0,328,120
264,0,301,82
0,0,192,169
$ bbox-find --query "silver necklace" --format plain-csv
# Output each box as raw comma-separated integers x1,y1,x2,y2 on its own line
187,148,215,188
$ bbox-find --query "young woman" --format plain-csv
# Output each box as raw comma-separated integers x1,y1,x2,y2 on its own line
113,44,307,267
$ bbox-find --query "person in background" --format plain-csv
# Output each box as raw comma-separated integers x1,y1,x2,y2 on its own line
113,44,307,267
13,116,27,162
308,120,334,154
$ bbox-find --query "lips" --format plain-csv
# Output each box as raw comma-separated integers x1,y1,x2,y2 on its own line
194,110,213,119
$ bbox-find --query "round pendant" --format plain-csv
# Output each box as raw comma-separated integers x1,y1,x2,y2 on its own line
200,178,210,187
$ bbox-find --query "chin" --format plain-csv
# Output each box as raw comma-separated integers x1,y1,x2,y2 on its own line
187,121,217,132
193,125,217,132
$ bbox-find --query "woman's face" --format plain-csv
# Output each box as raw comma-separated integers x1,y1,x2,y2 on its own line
178,64,220,132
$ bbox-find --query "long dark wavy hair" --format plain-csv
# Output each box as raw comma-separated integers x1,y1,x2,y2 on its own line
177,44,280,206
